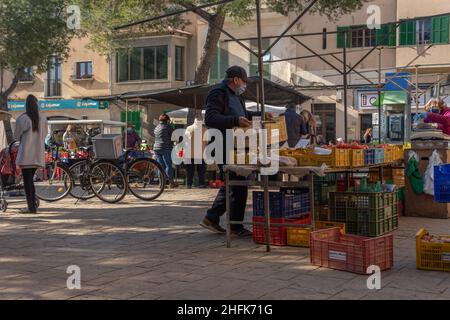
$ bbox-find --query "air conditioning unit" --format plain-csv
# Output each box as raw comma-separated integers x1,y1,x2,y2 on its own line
336,90,343,102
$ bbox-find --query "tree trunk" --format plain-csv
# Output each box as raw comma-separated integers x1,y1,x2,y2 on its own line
0,69,21,144
187,13,226,125
0,94,14,144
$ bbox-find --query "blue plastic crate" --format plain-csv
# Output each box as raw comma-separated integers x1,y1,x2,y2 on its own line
374,148,384,164
434,165,450,203
253,191,310,218
365,149,375,166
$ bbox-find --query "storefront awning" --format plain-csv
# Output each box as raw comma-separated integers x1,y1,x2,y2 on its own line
118,77,310,108
373,91,407,106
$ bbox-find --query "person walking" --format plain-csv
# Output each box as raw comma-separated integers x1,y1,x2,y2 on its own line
14,94,48,214
200,65,271,237
154,114,178,188
363,128,373,144
283,103,308,148
184,117,207,188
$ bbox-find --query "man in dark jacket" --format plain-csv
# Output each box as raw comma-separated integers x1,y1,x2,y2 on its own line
284,103,308,148
200,66,264,237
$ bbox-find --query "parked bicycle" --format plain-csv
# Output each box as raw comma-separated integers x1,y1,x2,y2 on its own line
69,148,165,202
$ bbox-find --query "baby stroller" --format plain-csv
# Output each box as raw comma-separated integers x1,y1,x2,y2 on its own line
0,141,40,212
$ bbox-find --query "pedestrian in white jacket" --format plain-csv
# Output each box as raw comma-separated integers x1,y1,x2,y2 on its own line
13,94,48,213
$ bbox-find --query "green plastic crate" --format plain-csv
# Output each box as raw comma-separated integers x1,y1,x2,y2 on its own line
328,191,398,237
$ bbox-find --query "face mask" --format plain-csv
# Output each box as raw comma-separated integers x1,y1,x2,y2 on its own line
236,83,247,96
431,108,440,114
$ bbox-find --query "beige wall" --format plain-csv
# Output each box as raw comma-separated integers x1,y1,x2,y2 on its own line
10,36,110,101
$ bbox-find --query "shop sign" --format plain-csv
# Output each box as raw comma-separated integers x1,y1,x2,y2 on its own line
7,99,109,111
358,91,379,109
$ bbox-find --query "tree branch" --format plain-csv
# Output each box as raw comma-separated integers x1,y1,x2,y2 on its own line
177,1,214,21
3,68,23,98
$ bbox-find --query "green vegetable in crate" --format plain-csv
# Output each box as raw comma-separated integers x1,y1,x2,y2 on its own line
407,157,424,194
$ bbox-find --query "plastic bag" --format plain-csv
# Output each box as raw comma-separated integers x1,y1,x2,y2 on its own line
424,150,443,196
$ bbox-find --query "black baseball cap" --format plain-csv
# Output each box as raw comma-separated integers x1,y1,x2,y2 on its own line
225,66,248,82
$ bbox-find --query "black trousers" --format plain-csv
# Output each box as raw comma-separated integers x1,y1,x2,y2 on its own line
22,168,37,212
206,167,247,231
186,160,206,186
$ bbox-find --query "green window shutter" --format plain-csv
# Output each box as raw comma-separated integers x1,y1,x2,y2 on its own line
400,20,416,45
337,26,350,48
376,24,388,45
388,24,397,46
431,15,449,44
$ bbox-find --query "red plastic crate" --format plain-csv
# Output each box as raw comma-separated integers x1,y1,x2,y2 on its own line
310,228,394,274
252,214,311,246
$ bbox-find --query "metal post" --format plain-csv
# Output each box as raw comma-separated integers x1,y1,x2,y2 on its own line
378,48,382,143
415,66,419,115
225,170,231,248
343,31,348,142
125,99,128,149
256,0,270,252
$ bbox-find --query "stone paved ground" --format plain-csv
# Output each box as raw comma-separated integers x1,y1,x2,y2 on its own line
0,188,449,300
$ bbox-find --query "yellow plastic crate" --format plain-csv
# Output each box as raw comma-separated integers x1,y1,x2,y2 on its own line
416,228,450,272
287,221,346,248
350,149,365,168
383,147,394,163
308,149,350,168
394,145,404,161
315,221,346,234
280,149,308,166
286,227,312,247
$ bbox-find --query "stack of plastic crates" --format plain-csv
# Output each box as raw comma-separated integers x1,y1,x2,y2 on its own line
328,191,398,237
310,228,394,274
374,148,384,164
416,228,450,272
252,190,311,246
434,164,450,203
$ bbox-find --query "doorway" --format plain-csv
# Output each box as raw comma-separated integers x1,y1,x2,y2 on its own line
312,103,336,143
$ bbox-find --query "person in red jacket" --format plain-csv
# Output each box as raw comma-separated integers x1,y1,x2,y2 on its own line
417,98,450,135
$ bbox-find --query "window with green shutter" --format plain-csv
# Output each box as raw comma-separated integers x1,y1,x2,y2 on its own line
337,26,351,48
399,20,416,45
431,15,450,44
376,23,397,46
209,42,229,84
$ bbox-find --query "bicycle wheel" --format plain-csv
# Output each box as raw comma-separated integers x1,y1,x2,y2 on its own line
89,161,127,203
69,160,98,200
127,158,165,201
34,162,73,202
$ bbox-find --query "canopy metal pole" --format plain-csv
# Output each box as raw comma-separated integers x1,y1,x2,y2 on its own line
256,0,270,253
343,31,348,142
125,99,128,149
378,48,382,142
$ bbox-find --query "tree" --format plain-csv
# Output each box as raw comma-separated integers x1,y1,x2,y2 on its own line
0,0,75,142
78,0,367,123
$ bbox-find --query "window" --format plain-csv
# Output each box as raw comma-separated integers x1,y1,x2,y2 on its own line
75,61,92,79
209,42,229,84
249,38,271,79
417,17,431,44
19,67,34,82
175,46,185,81
349,26,375,48
117,46,168,82
46,56,61,97
431,15,450,44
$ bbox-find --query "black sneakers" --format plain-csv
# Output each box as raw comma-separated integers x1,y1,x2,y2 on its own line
200,217,226,234
231,228,253,238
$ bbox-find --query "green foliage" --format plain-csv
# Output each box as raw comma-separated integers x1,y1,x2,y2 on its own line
79,0,367,54
0,0,75,74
